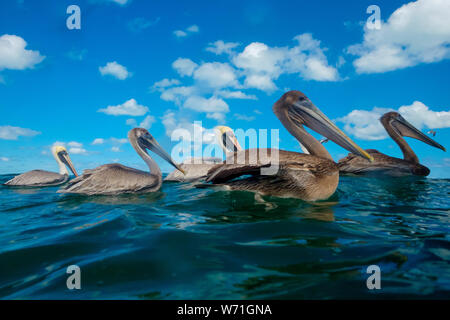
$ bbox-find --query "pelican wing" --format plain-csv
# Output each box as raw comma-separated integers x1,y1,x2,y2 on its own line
4,170,67,186
338,149,427,176
59,163,160,195
206,149,330,183
164,157,224,182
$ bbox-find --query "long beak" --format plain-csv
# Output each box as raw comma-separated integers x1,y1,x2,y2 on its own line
60,152,78,177
292,100,374,162
222,131,243,152
142,136,186,175
393,116,446,151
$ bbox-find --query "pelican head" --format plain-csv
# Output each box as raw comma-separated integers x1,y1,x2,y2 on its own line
51,145,78,176
273,90,373,162
130,128,185,174
215,125,242,153
381,112,446,152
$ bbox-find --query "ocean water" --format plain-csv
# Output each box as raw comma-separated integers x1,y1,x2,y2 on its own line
0,173,449,300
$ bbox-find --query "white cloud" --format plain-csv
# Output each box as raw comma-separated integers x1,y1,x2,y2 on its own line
111,146,121,152
215,90,257,100
193,62,238,88
0,34,45,70
161,111,216,146
347,0,450,74
0,157,9,162
110,0,130,5
233,33,339,91
186,25,199,33
69,147,87,155
92,138,105,145
52,141,87,155
98,98,149,116
67,141,83,148
127,115,156,129
337,101,450,140
111,137,128,144
206,40,240,55
234,113,255,121
173,25,199,38
173,30,188,38
139,115,156,129
0,125,40,140
172,58,198,76
183,96,229,115
160,86,195,105
128,17,160,32
151,78,181,91
99,61,131,80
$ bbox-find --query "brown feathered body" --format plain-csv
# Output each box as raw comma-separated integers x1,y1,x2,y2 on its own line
4,170,69,187
338,149,430,176
59,163,161,195
205,149,339,201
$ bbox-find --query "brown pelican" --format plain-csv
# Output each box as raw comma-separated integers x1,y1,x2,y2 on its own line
338,112,446,176
4,146,78,187
164,125,242,182
204,91,373,201
59,128,184,195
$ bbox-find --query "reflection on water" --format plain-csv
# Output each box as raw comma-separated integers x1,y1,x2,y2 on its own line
0,174,449,299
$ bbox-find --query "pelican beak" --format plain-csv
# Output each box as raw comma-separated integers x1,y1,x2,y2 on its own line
215,126,243,153
393,115,446,152
58,151,78,176
223,131,242,152
140,134,186,175
291,99,374,162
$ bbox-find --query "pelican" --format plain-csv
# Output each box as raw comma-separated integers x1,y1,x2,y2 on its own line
338,112,446,176
4,146,78,187
59,128,184,195
203,91,373,201
164,125,242,182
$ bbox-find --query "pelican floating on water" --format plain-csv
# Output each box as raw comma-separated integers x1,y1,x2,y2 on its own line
338,112,446,176
204,91,373,201
4,146,78,187
59,128,184,195
164,125,242,182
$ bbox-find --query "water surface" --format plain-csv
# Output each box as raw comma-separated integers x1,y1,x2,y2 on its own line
0,174,449,299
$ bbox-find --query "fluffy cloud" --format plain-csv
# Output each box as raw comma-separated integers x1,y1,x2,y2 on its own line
233,33,339,90
151,78,181,91
206,40,240,55
160,86,195,105
193,62,238,88
183,96,229,113
126,115,156,129
337,101,450,140
173,25,199,38
347,0,450,74
53,141,87,155
0,34,45,70
156,33,337,122
234,113,255,121
161,111,216,145
0,157,10,162
127,17,160,32
99,61,131,80
0,125,40,140
172,58,198,77
98,98,149,116
91,138,105,145
215,90,257,100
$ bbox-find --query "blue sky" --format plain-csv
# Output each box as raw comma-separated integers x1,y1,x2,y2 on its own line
0,0,449,177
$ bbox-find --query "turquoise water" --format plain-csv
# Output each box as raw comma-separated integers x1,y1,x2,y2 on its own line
0,174,449,299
